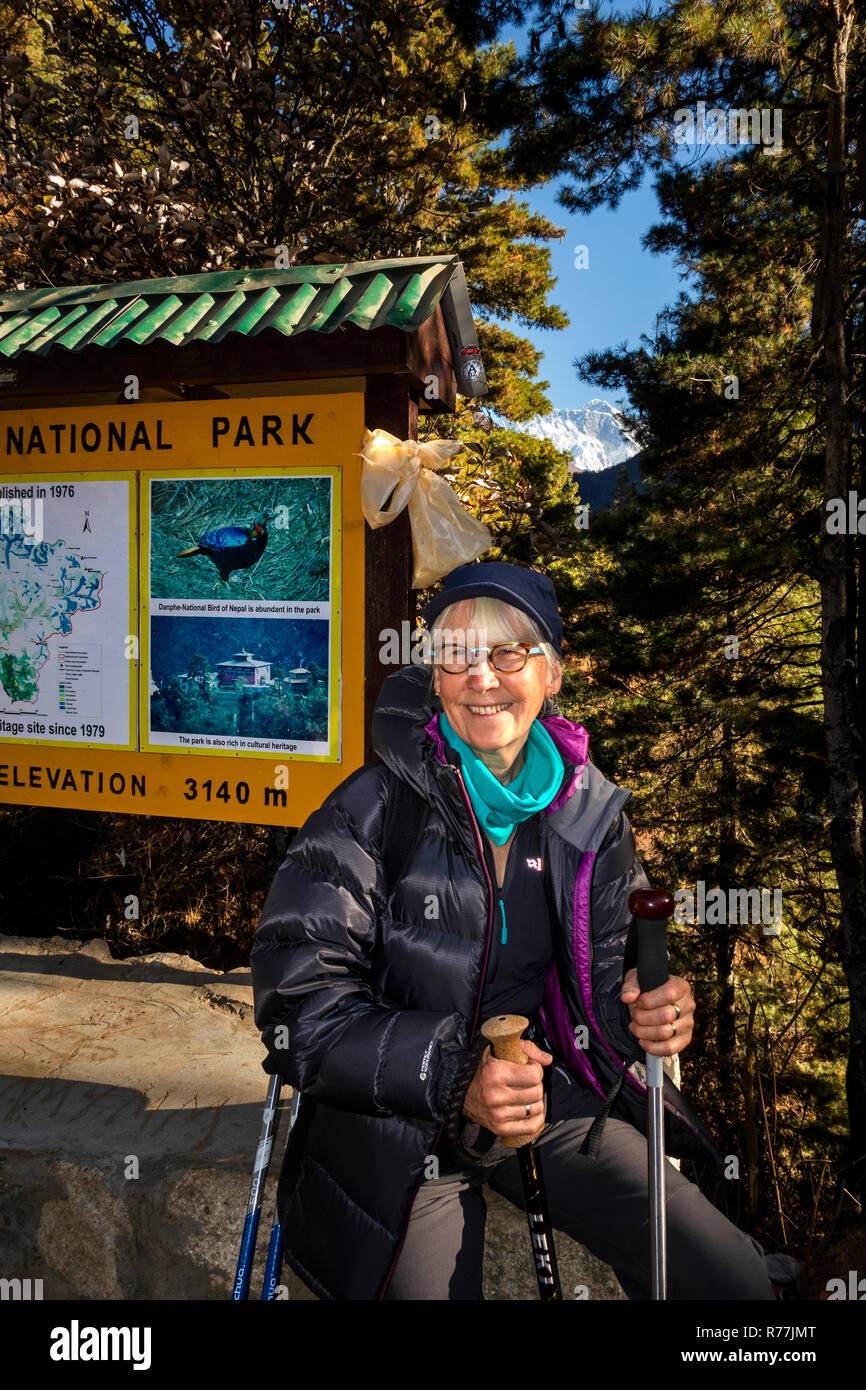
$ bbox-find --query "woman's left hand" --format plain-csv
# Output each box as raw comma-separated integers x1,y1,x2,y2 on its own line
620,969,695,1056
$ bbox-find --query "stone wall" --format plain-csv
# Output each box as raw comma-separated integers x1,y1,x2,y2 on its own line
0,935,624,1300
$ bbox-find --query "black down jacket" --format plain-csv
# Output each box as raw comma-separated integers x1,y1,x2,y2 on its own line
251,664,721,1300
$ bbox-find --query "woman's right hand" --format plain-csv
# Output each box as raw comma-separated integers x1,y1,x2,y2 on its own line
462,1038,553,1140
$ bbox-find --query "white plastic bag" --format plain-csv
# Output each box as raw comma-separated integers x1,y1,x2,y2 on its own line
356,428,491,588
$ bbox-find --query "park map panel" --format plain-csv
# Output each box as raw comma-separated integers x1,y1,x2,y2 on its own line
0,475,135,749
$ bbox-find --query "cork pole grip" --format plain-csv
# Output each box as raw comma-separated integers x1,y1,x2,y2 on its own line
481,1013,532,1150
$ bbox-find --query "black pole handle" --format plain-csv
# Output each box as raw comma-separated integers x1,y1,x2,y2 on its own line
629,888,675,993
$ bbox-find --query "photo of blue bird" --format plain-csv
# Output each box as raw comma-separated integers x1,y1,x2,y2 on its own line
150,476,330,603
177,509,276,584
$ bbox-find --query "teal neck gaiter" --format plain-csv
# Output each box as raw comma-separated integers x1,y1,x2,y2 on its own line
439,712,564,845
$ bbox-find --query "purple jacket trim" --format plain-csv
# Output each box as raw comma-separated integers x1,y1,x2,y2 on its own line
572,850,631,1072
571,833,706,1140
424,712,448,763
540,716,589,812
540,967,605,1098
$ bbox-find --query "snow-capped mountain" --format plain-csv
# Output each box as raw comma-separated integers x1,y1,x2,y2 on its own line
502,399,641,473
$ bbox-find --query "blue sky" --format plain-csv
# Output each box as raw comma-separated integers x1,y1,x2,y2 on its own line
492,175,695,414
487,7,700,414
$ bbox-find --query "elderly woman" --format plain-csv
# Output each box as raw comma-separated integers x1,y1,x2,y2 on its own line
251,561,774,1301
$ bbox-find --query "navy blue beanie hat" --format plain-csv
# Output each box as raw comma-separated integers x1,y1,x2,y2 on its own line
421,562,563,657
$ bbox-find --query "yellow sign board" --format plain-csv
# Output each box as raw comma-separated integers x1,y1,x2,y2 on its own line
0,386,367,825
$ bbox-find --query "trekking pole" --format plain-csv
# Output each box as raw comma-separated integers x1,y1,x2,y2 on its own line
232,1072,282,1300
261,1087,302,1300
481,1014,562,1301
628,887,675,1301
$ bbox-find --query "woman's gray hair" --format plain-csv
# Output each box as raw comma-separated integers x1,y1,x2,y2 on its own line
425,595,562,717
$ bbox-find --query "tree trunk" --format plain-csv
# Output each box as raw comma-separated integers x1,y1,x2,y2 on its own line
716,714,738,1073
817,0,866,1192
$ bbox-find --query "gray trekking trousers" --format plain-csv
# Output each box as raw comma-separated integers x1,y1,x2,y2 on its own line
385,1064,776,1300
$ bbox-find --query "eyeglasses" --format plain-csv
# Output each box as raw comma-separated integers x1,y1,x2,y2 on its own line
436,643,544,674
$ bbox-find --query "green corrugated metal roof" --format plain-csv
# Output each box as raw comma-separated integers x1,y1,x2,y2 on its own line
0,256,466,360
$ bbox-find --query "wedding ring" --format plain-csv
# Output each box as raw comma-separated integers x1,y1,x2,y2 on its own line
525,1103,532,1117
673,1003,681,1020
